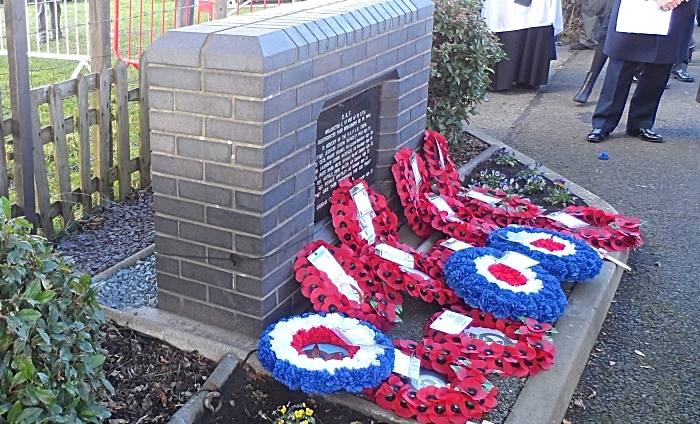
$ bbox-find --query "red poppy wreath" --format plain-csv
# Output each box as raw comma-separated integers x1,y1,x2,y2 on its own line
423,130,462,197
362,241,462,306
392,148,435,239
330,178,400,253
393,148,500,245
294,240,403,331
545,205,644,252
457,186,544,228
365,338,498,424
423,305,557,377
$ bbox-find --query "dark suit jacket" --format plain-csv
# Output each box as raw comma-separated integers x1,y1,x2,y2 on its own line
604,0,698,64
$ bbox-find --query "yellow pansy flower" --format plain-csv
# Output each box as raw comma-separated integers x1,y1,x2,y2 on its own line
279,405,287,414
294,409,304,418
305,408,314,416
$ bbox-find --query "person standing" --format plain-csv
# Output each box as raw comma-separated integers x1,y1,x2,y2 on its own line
571,0,609,50
670,39,696,82
482,0,563,91
37,0,63,43
586,0,698,143
573,0,614,102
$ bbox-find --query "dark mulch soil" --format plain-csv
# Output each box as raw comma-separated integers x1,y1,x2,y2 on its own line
449,132,491,168
55,188,155,276
100,323,217,423
466,155,586,214
197,365,381,424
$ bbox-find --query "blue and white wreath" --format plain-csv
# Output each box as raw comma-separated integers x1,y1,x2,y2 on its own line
487,226,603,282
258,312,394,394
443,247,567,323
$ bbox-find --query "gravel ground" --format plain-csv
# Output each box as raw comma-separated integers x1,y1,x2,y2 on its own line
55,188,155,310
95,254,158,309
56,188,155,276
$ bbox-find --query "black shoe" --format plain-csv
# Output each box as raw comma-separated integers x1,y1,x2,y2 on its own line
671,69,694,82
587,128,609,143
570,42,595,51
626,128,664,142
574,72,597,103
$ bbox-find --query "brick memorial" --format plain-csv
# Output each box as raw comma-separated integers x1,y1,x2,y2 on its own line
146,0,433,337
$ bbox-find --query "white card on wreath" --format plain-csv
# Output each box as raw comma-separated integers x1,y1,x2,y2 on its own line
430,311,474,334
399,265,431,281
437,145,446,169
440,238,473,251
547,211,589,228
498,251,539,271
465,190,500,205
375,243,415,269
425,193,462,223
410,153,423,187
350,183,376,243
393,349,421,379
308,246,362,302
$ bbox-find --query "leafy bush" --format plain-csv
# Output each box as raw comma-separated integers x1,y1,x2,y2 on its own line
0,198,113,423
428,0,505,143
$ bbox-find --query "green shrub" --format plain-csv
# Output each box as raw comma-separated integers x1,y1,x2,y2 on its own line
428,0,505,143
0,198,113,423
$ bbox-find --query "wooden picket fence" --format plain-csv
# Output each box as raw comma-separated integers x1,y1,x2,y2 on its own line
0,60,151,238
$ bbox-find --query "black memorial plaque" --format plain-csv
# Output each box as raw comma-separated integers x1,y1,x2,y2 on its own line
314,85,380,221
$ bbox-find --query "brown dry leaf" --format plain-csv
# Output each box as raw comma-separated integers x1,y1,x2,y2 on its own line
588,390,597,399
155,389,168,407
563,420,573,424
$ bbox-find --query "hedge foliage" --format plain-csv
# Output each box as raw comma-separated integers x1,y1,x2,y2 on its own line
0,198,113,423
428,0,505,143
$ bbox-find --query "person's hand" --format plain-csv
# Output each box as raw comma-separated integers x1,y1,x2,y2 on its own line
656,0,681,11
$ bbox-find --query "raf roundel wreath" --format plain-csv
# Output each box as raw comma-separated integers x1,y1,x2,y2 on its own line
443,247,567,323
258,313,394,395
487,226,603,282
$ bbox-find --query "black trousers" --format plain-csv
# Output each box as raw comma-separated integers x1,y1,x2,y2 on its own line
592,58,672,132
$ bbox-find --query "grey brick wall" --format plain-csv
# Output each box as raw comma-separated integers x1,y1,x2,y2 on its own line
146,0,433,338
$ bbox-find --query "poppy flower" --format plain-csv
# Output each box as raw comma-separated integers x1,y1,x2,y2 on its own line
527,337,556,355
375,383,402,411
456,377,489,401
520,317,552,335
300,275,324,298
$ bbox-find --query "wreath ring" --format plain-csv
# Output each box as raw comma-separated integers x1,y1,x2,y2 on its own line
258,313,394,394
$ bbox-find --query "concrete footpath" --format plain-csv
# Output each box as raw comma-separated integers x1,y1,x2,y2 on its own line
469,46,700,423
